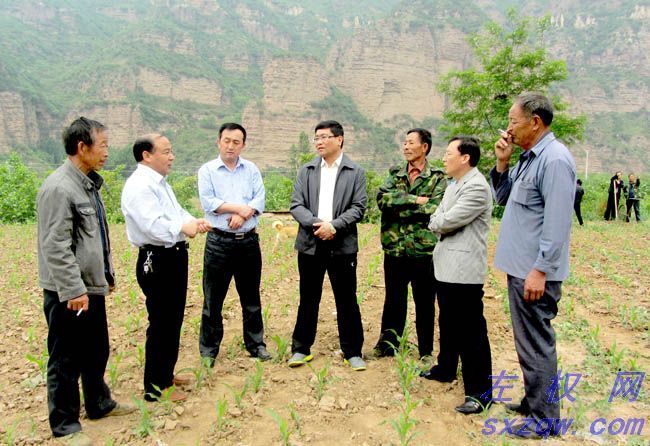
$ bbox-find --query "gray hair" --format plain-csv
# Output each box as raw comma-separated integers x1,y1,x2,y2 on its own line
515,92,554,126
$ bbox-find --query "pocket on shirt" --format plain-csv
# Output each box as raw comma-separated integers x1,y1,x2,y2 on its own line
75,203,98,236
444,240,470,253
512,181,543,207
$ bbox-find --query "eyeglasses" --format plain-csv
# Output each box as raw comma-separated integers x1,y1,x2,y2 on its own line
313,135,337,143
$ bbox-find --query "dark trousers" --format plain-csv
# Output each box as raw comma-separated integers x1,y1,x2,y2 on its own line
507,275,562,422
200,231,265,359
436,281,492,401
375,254,435,357
574,202,583,225
292,248,364,359
626,199,641,222
136,242,188,400
604,193,620,220
43,290,116,437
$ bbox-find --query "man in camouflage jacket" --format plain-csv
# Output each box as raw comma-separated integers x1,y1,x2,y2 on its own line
372,128,446,358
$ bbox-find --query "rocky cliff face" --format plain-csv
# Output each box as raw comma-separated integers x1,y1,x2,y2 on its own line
242,58,331,168
0,1,648,174
328,24,470,122
0,92,52,153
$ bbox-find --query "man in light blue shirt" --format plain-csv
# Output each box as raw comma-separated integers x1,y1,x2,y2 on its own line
198,122,271,366
121,133,211,402
490,92,576,438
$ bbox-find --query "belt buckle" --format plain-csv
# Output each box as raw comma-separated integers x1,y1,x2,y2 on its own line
235,232,245,240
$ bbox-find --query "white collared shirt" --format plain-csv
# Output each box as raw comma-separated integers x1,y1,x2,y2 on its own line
121,164,194,247
317,153,343,222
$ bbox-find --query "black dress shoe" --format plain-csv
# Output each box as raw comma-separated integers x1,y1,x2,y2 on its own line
505,401,530,415
455,397,491,415
419,366,455,382
251,345,272,361
507,421,557,439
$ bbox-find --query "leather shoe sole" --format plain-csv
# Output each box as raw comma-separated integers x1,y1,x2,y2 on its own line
172,374,192,386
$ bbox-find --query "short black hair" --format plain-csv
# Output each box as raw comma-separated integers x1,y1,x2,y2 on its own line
132,134,160,162
406,128,432,155
62,117,106,156
448,135,481,167
516,92,554,126
577,179,582,185
219,123,247,143
315,120,344,148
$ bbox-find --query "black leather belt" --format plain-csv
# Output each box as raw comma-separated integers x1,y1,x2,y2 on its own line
140,241,188,251
212,228,256,240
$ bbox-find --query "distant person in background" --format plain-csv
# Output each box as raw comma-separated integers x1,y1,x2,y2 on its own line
37,117,134,446
625,174,641,222
604,171,624,220
574,179,585,226
121,134,211,403
371,128,445,360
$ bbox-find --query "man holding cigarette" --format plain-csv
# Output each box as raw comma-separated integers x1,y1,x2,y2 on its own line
491,92,576,438
37,117,135,446
122,134,211,402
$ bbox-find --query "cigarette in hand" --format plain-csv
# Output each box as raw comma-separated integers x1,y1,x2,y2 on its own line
76,308,83,316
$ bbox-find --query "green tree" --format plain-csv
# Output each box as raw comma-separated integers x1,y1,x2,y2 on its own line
289,131,315,177
264,173,294,211
101,166,126,224
0,154,40,223
437,10,586,171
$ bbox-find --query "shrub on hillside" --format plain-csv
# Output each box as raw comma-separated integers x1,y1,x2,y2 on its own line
0,154,40,223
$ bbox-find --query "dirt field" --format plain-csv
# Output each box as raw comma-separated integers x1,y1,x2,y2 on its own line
0,219,648,446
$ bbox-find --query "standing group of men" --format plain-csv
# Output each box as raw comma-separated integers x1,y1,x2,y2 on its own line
604,171,643,222
37,92,576,444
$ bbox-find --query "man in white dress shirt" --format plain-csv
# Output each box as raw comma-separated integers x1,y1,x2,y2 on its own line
121,134,210,402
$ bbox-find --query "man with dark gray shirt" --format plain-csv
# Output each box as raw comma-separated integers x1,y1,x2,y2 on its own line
490,93,576,438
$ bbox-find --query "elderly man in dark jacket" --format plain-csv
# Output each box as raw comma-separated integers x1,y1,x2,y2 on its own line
288,120,368,371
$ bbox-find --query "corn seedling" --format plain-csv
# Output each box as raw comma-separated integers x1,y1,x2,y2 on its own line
607,341,626,371
270,334,290,364
2,419,20,446
247,360,264,393
148,384,177,415
262,305,271,329
226,336,244,361
388,327,420,395
225,382,248,409
308,362,336,401
214,399,229,432
133,397,155,438
107,351,125,388
288,403,301,437
267,408,293,446
136,344,145,368
25,343,48,380
387,391,420,446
